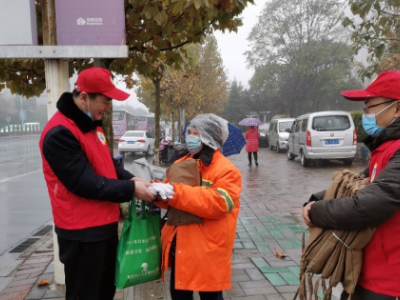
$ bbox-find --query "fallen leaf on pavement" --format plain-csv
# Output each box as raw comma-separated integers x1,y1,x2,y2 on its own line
38,278,51,287
273,248,287,259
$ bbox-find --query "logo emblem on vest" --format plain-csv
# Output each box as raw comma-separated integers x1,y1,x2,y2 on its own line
97,131,106,145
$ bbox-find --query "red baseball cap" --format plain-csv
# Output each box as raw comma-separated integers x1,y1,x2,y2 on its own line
341,71,400,101
75,67,130,101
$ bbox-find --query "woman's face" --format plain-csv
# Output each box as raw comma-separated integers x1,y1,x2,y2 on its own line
188,127,200,137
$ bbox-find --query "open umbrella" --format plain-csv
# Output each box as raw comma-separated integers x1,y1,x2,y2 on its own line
221,123,247,157
239,117,263,127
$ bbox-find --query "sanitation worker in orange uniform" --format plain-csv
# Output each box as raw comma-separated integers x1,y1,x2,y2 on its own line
155,113,242,300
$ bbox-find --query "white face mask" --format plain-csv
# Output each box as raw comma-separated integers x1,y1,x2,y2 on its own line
82,99,93,120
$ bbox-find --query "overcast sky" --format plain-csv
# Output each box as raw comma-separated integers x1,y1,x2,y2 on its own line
214,1,261,87
115,1,263,110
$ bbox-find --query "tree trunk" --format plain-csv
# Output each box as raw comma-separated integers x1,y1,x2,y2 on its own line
153,78,161,166
42,0,57,45
178,105,182,143
170,113,175,142
94,59,114,155
169,95,174,142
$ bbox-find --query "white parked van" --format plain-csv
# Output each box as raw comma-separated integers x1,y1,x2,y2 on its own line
286,111,357,167
268,118,295,152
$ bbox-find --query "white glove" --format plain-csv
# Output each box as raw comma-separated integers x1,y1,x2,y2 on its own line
148,183,175,200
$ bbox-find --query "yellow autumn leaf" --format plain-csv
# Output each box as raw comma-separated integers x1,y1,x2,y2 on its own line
273,248,287,259
38,278,51,287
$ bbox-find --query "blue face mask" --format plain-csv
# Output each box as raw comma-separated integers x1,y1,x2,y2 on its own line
362,114,385,135
362,101,398,136
186,135,202,154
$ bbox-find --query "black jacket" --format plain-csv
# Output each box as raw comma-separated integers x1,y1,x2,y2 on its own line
42,93,135,241
309,118,400,230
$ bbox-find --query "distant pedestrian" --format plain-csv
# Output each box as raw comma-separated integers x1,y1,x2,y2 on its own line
245,126,260,166
39,67,155,300
302,70,400,300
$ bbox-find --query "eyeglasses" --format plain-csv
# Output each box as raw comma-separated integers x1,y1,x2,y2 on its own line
362,99,398,113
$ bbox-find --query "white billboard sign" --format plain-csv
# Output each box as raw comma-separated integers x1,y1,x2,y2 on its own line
0,0,37,45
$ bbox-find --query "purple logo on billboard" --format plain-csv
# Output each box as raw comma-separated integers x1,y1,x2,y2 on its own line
55,0,126,46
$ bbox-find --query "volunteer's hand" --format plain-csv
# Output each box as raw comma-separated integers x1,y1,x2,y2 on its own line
148,183,175,201
302,201,315,227
134,180,156,202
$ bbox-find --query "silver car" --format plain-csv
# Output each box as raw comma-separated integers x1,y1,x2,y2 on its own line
286,111,357,167
118,130,155,156
258,123,270,147
268,118,295,152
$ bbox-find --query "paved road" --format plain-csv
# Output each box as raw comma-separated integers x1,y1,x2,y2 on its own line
227,147,366,299
0,136,150,258
0,136,50,261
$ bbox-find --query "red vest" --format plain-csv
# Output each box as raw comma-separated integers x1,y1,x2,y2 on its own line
39,111,120,230
358,139,400,296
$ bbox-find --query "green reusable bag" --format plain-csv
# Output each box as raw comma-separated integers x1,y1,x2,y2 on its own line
115,200,162,289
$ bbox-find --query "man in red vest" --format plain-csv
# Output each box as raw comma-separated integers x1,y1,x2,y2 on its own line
39,67,155,300
302,71,400,299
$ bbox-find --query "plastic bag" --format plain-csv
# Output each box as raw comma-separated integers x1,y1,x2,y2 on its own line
115,200,161,289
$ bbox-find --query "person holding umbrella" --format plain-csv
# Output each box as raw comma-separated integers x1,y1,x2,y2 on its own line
239,118,263,166
302,71,400,299
245,126,259,166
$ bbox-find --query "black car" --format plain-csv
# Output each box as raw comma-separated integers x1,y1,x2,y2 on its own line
258,123,270,147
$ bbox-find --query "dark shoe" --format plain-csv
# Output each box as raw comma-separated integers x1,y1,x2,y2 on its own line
248,163,252,166
255,162,258,166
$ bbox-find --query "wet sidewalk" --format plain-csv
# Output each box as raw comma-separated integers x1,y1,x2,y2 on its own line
0,149,366,300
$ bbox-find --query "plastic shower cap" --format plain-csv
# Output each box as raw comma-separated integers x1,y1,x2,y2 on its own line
186,113,229,150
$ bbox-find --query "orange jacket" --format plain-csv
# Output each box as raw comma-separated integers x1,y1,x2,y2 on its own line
157,150,242,291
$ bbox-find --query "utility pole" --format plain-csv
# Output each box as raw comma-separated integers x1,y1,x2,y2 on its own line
42,0,69,285
42,0,69,119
